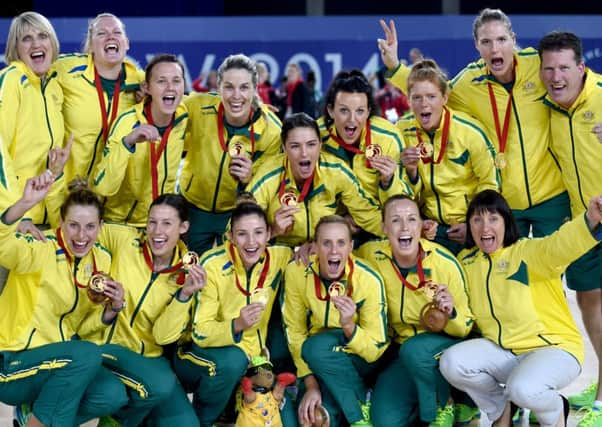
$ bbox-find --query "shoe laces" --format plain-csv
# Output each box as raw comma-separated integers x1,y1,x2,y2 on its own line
431,405,455,427
578,407,602,427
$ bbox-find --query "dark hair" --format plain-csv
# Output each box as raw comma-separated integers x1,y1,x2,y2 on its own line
538,31,583,64
145,53,185,83
230,201,269,230
315,215,352,241
323,69,379,128
60,178,103,220
407,59,449,97
465,190,520,249
281,113,320,145
382,194,417,220
150,193,189,222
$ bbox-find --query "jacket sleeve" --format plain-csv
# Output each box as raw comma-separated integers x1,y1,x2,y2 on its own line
0,217,52,273
281,264,313,378
386,63,411,94
76,303,111,339
344,267,389,362
0,71,20,152
440,256,474,338
469,125,500,193
153,291,193,345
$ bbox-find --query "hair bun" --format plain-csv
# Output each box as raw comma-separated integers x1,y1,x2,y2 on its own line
236,191,258,206
67,176,90,193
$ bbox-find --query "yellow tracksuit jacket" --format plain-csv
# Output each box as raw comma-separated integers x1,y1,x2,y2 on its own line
246,152,383,247
458,214,600,364
282,254,389,377
318,115,412,202
0,60,64,224
90,102,188,227
357,239,474,344
83,224,193,357
0,221,111,351
396,108,499,225
389,48,565,210
52,53,144,182
180,93,282,213
190,243,293,357
543,69,602,217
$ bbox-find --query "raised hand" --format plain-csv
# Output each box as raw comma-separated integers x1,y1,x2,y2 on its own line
378,19,400,70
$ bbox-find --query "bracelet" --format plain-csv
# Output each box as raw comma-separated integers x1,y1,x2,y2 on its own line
108,300,126,313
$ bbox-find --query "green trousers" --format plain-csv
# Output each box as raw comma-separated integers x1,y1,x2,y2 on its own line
186,203,231,256
0,341,123,427
100,344,194,427
512,191,570,238
301,330,381,426
370,333,461,427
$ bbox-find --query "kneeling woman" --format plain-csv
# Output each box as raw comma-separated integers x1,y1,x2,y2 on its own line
174,200,294,427
357,195,474,426
440,190,602,427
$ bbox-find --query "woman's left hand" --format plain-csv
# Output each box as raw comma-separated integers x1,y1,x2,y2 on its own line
229,155,253,184
103,279,126,311
180,264,207,300
447,223,466,244
48,134,73,177
370,155,397,187
434,284,454,316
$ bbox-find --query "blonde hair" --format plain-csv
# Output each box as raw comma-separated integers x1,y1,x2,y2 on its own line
217,53,260,110
407,59,449,97
5,11,59,64
83,13,126,53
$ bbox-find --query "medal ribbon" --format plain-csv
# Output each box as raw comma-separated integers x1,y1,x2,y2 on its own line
390,246,427,291
278,158,314,204
94,67,122,143
228,243,271,297
56,228,98,288
328,124,374,167
416,107,450,165
312,257,354,301
487,60,516,155
144,102,175,200
217,103,256,155
142,242,186,284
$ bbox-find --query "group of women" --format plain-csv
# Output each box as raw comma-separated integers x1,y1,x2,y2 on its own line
0,6,601,427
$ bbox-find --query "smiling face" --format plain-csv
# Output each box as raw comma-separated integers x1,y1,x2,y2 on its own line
146,204,189,265
284,126,321,184
468,209,506,254
144,61,185,124
230,213,271,271
89,16,129,69
540,49,585,109
316,222,353,280
475,20,516,83
219,68,255,127
17,25,53,77
60,205,102,258
409,80,448,133
383,198,422,268
327,91,370,145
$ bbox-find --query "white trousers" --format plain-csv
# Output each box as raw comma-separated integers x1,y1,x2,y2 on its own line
439,338,580,427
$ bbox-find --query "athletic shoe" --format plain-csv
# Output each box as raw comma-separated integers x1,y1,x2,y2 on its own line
350,400,373,427
454,403,480,425
97,415,122,426
429,404,454,427
577,406,602,427
13,403,32,427
570,382,598,410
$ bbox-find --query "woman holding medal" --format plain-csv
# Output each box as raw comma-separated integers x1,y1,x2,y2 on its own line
246,113,383,248
181,53,282,256
90,54,187,228
439,189,602,427
397,59,499,254
282,215,389,427
173,199,295,427
53,12,144,183
88,193,204,426
357,195,473,427
0,172,128,427
379,11,571,240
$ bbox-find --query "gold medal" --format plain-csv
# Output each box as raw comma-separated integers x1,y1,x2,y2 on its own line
417,141,434,158
422,280,438,301
250,288,269,305
365,144,382,159
279,190,298,207
182,251,199,270
87,272,111,304
328,281,346,298
495,152,507,169
228,142,245,157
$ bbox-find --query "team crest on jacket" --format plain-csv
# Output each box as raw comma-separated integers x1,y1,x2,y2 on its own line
583,110,595,122
496,260,509,273
522,81,536,93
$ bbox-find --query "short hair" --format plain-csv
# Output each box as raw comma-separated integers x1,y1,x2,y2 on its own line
407,59,449,97
217,53,260,109
473,8,514,41
323,69,379,128
538,31,583,64
382,194,417,220
281,113,320,145
83,13,126,54
464,189,520,249
5,12,59,64
60,178,103,221
315,215,352,241
144,53,184,83
150,194,189,223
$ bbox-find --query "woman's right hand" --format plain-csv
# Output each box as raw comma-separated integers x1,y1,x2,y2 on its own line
272,205,300,237
298,380,322,425
401,146,420,180
378,19,400,71
586,195,602,228
123,124,160,147
234,303,265,333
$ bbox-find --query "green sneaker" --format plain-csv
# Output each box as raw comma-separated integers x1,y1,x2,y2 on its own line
577,407,602,427
13,403,32,427
454,403,480,425
350,400,373,427
97,415,122,427
429,404,454,427
570,382,599,410
511,407,523,424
